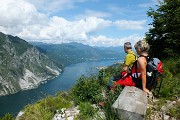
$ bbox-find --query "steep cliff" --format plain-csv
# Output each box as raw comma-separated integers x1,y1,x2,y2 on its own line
0,32,62,96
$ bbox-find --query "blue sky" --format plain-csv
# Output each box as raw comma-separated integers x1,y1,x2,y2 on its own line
0,0,159,47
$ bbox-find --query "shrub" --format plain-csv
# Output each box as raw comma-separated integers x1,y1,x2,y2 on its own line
164,58,180,75
102,85,122,120
70,75,103,104
76,102,97,120
157,57,180,98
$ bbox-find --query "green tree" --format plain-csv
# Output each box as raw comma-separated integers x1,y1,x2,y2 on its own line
146,0,180,59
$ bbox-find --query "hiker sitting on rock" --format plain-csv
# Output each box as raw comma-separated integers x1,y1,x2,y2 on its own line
107,42,137,89
113,40,151,94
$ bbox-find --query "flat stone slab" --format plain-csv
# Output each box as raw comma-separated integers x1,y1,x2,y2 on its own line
112,86,147,120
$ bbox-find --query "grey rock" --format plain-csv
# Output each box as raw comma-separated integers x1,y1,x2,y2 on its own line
0,32,62,96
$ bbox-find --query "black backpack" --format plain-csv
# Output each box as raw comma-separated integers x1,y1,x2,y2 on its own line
132,55,164,89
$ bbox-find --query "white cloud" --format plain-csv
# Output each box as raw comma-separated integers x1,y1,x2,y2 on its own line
0,0,48,27
88,34,143,47
15,16,112,43
114,20,146,30
0,0,147,46
0,0,48,37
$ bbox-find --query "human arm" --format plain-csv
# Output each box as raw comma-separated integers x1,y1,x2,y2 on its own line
122,65,128,71
137,57,150,94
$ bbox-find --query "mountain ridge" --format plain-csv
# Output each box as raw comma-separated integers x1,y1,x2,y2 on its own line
0,32,62,96
32,42,125,67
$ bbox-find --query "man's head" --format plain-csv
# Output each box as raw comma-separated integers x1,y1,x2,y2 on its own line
124,42,132,53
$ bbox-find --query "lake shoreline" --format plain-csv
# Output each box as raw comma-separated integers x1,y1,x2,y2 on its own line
0,59,122,117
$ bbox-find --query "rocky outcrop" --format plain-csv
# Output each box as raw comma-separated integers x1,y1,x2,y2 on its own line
0,32,62,96
52,105,105,120
147,97,180,120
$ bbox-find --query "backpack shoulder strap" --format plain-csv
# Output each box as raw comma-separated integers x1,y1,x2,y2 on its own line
139,55,148,59
131,55,148,74
139,55,150,62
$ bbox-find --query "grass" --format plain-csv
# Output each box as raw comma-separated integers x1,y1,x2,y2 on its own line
169,102,180,118
18,92,73,120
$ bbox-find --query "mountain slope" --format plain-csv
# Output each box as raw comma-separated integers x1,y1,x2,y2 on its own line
0,32,62,96
33,42,125,66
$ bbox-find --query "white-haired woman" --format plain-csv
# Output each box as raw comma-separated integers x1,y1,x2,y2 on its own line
132,40,150,94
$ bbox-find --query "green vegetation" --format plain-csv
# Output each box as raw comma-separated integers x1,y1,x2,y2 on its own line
145,1,180,119
76,102,98,120
0,32,5,49
145,0,180,99
8,35,32,55
169,102,180,118
18,92,73,120
0,63,123,120
0,0,180,119
146,58,180,119
157,58,180,98
1,57,179,119
146,0,180,59
69,62,123,119
0,113,15,120
70,75,103,104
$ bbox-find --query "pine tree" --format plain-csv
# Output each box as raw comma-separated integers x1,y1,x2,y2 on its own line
146,0,180,59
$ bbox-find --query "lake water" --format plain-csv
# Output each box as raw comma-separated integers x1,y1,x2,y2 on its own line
0,59,121,117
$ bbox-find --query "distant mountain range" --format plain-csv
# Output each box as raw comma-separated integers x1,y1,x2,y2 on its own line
32,42,125,67
0,32,62,96
0,31,125,96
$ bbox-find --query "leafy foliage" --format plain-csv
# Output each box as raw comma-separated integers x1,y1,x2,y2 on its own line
70,75,103,104
146,0,180,59
145,3,180,119
70,63,123,119
76,102,97,120
157,58,180,98
102,86,122,120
